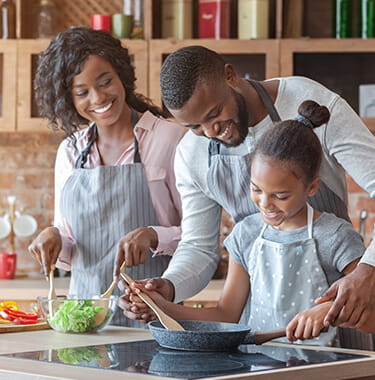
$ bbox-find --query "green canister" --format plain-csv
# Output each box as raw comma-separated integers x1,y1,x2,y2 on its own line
360,0,375,38
333,0,352,38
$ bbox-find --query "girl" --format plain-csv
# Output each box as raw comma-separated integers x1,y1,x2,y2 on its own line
128,100,364,346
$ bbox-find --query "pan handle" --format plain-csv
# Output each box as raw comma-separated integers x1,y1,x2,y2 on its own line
243,328,286,345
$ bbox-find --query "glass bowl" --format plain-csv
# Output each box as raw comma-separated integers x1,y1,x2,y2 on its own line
37,295,118,333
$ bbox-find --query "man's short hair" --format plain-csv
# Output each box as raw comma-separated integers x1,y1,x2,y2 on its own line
160,46,225,110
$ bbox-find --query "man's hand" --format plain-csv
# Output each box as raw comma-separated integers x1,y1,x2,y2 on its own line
28,226,62,278
113,227,158,279
117,277,175,323
286,303,332,342
315,263,375,332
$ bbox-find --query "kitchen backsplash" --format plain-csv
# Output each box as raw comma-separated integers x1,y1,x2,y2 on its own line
0,131,374,276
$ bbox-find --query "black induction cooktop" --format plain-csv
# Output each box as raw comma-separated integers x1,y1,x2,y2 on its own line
2,340,368,379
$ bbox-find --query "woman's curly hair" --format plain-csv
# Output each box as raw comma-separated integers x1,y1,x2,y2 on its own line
34,26,167,139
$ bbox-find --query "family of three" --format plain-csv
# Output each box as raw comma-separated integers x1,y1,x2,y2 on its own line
29,27,375,346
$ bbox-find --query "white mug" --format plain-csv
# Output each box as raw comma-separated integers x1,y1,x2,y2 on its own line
13,214,37,238
0,215,11,240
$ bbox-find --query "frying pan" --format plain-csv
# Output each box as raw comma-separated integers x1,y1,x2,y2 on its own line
148,320,286,352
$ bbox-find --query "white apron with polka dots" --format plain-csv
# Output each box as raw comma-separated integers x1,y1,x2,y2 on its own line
247,204,337,346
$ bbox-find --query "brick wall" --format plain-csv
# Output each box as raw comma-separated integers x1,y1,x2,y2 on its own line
0,132,374,275
0,132,62,274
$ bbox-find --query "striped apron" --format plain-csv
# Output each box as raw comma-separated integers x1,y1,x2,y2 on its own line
60,111,170,327
207,80,372,349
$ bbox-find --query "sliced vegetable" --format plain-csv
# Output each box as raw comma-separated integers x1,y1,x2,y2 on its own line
0,301,18,311
12,318,38,325
3,307,38,320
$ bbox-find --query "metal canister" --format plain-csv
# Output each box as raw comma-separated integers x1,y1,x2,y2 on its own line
162,0,193,39
238,0,269,39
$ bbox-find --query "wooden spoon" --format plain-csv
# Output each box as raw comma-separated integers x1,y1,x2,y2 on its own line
120,272,185,331
94,262,127,325
48,270,56,317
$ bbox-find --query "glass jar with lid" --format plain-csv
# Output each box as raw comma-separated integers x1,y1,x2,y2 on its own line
33,0,58,38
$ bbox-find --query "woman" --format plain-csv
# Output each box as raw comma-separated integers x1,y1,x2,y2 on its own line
28,26,185,327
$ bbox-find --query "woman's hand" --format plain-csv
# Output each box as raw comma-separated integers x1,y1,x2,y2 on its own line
113,227,158,279
286,302,332,342
28,226,62,277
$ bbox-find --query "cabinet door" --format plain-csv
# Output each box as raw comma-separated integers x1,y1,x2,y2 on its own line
0,41,17,132
149,39,280,106
121,40,149,97
16,39,149,132
17,39,51,132
280,38,375,135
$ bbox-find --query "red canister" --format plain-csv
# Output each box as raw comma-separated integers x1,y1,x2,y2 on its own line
198,0,230,39
91,14,112,32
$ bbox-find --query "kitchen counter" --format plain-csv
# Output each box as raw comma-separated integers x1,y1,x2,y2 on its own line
0,326,375,380
0,277,225,304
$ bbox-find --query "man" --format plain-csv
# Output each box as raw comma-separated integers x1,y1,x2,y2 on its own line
117,46,375,333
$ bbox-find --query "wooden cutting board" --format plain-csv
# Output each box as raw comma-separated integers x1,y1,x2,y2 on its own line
0,321,50,333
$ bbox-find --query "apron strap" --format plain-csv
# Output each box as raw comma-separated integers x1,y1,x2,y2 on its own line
247,79,281,122
75,123,98,169
307,203,314,239
75,109,140,168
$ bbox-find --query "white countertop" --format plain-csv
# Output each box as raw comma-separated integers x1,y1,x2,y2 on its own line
0,326,374,380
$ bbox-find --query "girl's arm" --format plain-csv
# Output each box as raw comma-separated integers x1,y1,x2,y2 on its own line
129,256,250,323
286,257,361,341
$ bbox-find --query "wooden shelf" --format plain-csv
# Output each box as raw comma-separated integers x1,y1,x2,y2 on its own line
149,38,280,105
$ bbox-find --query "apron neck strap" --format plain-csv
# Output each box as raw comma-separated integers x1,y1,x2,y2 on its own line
75,109,140,168
247,79,281,123
307,203,314,239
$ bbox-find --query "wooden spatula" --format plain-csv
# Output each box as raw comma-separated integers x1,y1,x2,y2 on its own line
48,270,57,317
120,272,185,331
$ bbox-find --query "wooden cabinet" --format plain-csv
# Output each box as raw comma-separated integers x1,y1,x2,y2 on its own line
280,38,375,134
149,39,280,106
0,0,373,132
13,39,148,132
0,41,17,132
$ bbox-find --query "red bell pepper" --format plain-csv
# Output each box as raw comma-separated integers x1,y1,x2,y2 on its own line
12,317,38,325
3,307,38,320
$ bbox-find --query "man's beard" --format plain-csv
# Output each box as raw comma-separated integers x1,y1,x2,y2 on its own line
212,89,249,148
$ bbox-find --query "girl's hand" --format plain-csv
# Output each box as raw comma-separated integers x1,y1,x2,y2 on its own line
113,227,158,279
117,279,157,323
286,302,332,342
28,226,62,278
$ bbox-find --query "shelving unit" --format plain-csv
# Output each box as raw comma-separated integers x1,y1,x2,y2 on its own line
149,38,280,105
0,0,372,133
0,41,17,132
280,38,375,134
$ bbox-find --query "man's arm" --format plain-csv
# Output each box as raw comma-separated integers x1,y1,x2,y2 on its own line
317,97,375,330
161,134,222,302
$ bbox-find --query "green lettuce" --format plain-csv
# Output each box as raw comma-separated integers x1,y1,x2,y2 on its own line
57,346,103,364
48,300,104,333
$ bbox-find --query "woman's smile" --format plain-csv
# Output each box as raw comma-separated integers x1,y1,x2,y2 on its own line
92,101,114,115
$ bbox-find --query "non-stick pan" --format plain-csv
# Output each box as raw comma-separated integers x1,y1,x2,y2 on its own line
148,320,286,352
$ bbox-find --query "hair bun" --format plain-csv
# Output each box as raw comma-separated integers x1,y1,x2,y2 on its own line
297,100,330,128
